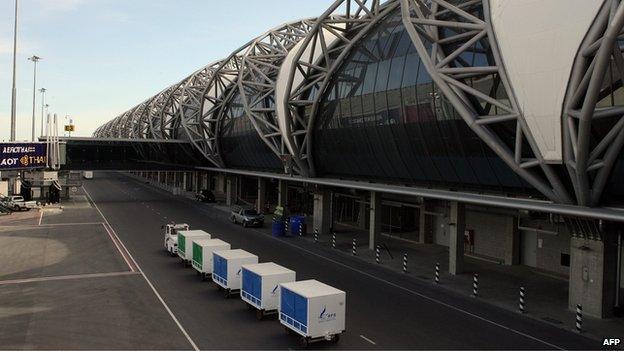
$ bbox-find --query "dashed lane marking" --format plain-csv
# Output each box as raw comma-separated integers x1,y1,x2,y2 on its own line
360,335,377,345
38,209,43,226
83,185,200,351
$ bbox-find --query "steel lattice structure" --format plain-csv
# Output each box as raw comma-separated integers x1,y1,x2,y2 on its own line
94,0,624,207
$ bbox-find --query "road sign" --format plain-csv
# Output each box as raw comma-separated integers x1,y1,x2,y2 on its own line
64,125,75,132
0,143,47,170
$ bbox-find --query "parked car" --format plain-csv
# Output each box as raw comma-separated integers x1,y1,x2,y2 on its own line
162,222,190,256
230,206,264,228
6,196,39,211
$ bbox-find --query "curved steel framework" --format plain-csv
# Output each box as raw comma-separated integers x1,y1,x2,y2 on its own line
93,0,624,206
564,0,624,206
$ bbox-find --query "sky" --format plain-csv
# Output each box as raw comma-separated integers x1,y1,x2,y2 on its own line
0,0,334,141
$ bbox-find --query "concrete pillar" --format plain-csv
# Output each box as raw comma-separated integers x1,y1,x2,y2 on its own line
358,195,367,229
278,180,288,208
449,201,466,275
418,199,433,244
182,172,188,191
504,216,520,265
313,189,331,235
369,191,382,250
569,231,618,318
225,176,237,206
257,178,267,213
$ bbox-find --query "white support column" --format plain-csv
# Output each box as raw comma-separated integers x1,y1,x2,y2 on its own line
226,176,237,206
278,179,288,208
569,230,618,318
449,201,466,275
257,178,267,213
313,189,331,235
369,191,382,250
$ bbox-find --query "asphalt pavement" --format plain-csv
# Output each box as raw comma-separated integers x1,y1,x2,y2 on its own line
82,172,602,350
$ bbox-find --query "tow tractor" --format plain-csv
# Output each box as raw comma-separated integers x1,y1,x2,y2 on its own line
163,222,190,256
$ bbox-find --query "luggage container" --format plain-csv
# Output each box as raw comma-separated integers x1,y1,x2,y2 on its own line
279,280,346,347
289,215,306,236
241,262,296,319
271,219,285,237
177,230,211,266
212,249,258,298
191,239,230,279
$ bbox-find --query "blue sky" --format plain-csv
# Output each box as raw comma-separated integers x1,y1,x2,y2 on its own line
0,0,333,140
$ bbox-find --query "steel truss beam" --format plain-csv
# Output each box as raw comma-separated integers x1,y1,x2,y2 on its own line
399,0,572,204
278,0,396,177
564,0,624,206
236,19,315,175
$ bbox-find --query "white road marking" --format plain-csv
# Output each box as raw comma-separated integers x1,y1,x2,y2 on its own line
0,271,138,286
125,173,566,350
360,335,376,345
101,223,136,272
0,222,105,230
83,186,200,351
38,209,43,226
243,226,565,350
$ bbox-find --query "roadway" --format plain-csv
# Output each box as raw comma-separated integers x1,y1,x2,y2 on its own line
83,172,599,350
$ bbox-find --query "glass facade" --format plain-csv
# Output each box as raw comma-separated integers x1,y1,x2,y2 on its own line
219,92,283,171
313,9,535,194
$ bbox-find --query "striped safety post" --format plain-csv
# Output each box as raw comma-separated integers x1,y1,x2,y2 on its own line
375,245,381,264
472,274,479,297
331,233,336,249
575,304,583,333
298,223,303,237
313,228,319,243
518,287,526,313
434,262,440,284
402,253,408,273
352,238,357,256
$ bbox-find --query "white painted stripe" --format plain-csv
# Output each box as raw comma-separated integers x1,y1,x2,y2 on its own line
0,222,105,230
38,209,43,226
360,335,376,345
0,271,138,285
242,226,565,350
125,172,566,350
82,186,200,351
101,223,136,273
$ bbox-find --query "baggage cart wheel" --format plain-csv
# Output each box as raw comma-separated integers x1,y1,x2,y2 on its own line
284,326,292,335
332,334,340,343
246,303,254,310
223,289,230,299
256,309,264,320
300,337,309,348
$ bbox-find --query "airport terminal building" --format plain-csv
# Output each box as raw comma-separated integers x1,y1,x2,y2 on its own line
92,0,624,319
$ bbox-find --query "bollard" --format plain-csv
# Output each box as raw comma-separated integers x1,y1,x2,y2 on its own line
299,224,303,237
375,245,381,264
285,218,290,235
313,228,319,243
435,262,440,284
518,287,526,313
472,274,479,297
402,253,408,273
352,238,357,256
575,304,582,333
331,233,336,249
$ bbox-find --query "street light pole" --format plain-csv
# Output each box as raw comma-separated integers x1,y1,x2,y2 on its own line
10,0,19,141
39,88,47,137
29,55,42,142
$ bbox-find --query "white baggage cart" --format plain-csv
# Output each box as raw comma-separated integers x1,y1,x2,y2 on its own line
279,280,346,347
241,262,296,319
177,230,211,266
212,249,258,298
191,239,230,279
